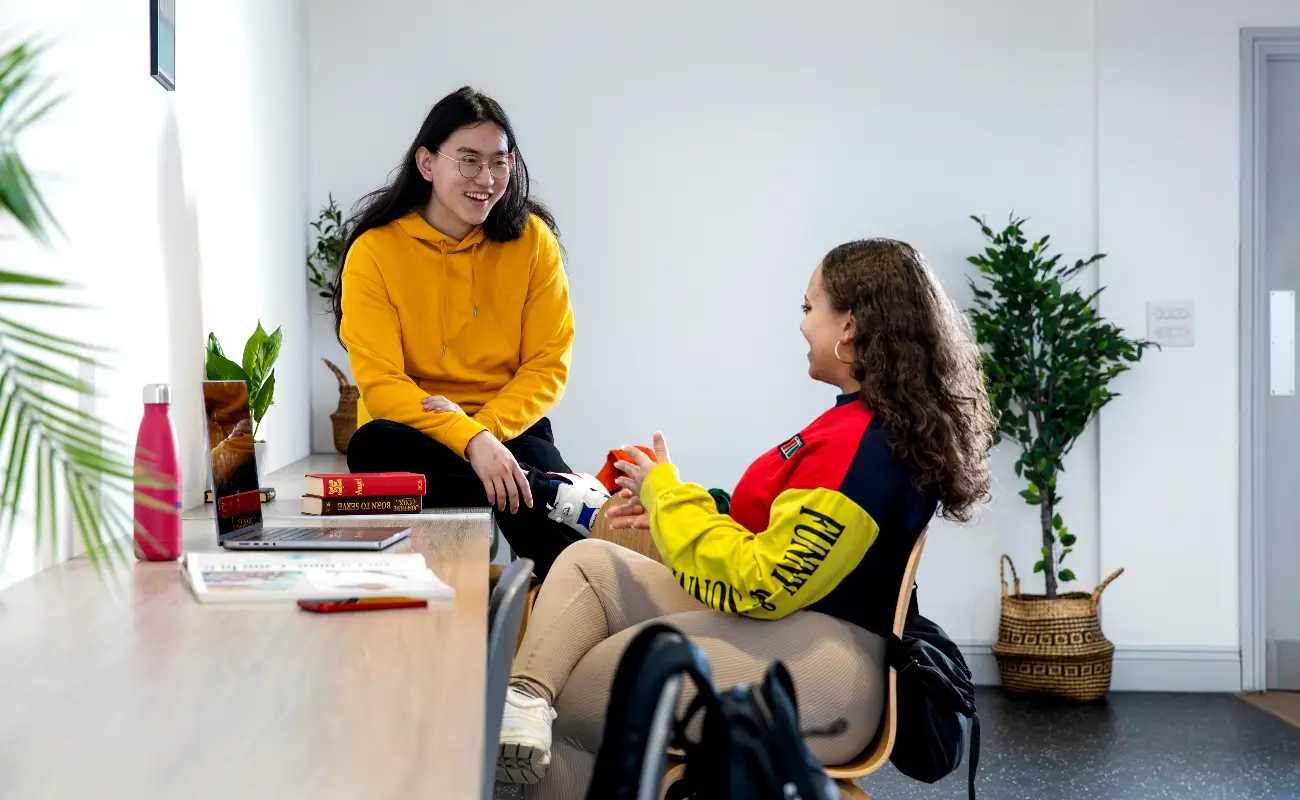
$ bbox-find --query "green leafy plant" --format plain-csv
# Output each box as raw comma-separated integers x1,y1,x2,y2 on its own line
0,39,155,572
307,194,345,301
204,322,281,438
967,214,1155,599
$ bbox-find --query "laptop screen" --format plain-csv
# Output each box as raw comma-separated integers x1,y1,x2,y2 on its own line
202,380,263,540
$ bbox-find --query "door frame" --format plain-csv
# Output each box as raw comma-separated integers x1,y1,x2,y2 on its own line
1239,28,1300,693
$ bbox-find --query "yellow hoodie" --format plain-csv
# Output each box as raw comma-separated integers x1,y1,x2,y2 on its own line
340,211,574,457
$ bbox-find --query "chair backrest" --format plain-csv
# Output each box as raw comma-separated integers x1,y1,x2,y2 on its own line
893,527,928,636
589,493,664,564
482,557,535,800
825,526,928,780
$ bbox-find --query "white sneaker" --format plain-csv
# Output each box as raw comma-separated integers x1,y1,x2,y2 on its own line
498,686,558,784
546,472,610,534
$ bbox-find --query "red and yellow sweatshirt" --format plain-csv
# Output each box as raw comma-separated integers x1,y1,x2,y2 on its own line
641,394,938,631
340,212,574,457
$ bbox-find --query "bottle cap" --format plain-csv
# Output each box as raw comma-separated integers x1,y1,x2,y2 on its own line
143,383,171,405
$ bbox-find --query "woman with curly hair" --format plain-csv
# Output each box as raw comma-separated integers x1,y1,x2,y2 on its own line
496,238,996,798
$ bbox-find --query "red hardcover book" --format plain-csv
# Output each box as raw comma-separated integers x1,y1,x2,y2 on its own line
304,471,426,498
217,489,261,519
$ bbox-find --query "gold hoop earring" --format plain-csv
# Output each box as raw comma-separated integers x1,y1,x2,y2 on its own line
834,341,853,364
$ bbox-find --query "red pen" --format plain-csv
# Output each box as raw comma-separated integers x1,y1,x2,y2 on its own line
298,597,428,613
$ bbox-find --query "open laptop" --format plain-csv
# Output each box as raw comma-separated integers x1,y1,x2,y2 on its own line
202,380,412,550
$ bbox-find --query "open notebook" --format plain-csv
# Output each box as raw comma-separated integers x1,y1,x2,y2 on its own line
183,552,456,604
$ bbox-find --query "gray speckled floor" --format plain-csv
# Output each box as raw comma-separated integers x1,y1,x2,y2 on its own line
493,688,1300,799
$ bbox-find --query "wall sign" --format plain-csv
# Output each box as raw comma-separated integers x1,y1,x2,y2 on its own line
1146,300,1195,347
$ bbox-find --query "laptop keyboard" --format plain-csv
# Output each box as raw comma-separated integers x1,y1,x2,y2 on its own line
263,527,323,541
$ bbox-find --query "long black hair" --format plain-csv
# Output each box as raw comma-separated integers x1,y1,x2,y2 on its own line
330,86,558,346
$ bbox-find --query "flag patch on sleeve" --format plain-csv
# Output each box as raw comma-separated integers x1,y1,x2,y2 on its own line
778,434,804,460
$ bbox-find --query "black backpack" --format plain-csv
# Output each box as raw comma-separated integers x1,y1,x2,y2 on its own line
586,623,838,800
867,605,981,800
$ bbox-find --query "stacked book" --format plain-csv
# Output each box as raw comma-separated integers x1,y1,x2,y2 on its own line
300,471,426,516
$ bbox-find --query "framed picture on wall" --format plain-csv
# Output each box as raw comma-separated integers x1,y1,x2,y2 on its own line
151,0,175,90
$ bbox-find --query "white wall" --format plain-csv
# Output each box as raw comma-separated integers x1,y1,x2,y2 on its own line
183,0,311,478
0,0,309,587
306,0,1300,689
308,0,1100,651
1096,0,1300,662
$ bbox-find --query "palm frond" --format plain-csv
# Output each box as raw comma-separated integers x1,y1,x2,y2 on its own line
0,38,146,576
0,330,106,366
0,39,62,242
0,268,68,287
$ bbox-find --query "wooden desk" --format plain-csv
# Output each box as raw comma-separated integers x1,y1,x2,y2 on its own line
0,511,492,800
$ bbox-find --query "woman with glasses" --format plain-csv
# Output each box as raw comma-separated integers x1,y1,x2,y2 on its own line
330,87,609,579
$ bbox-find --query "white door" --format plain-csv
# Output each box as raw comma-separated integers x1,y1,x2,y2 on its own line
1263,50,1300,692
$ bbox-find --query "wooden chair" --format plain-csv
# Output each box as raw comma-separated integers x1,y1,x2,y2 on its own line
590,490,931,799
589,492,664,563
658,528,929,800
826,527,928,799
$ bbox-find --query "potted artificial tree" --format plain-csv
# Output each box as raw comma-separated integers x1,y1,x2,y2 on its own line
307,193,345,302
967,215,1155,701
204,323,281,491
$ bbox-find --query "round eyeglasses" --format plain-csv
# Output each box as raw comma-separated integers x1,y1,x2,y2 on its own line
437,150,511,181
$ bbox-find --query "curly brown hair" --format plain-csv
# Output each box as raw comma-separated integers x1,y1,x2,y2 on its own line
821,238,995,522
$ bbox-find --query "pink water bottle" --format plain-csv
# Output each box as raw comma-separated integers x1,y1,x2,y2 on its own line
134,383,183,561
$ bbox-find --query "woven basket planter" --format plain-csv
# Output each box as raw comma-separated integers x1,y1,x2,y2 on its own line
992,555,1123,702
322,358,359,455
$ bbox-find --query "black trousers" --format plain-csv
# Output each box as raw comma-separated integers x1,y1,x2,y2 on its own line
345,417,585,579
